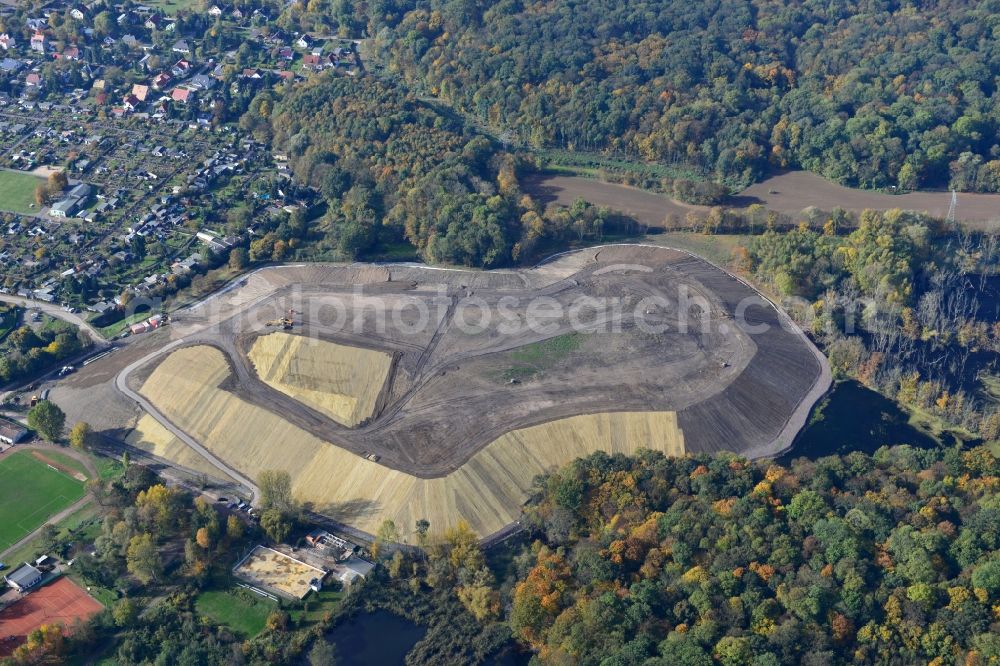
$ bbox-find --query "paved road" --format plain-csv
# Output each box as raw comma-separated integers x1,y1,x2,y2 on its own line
113,337,261,504
0,443,98,561
0,294,106,345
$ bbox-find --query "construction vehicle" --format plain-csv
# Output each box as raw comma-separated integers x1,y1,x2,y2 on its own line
29,395,39,407
265,317,293,329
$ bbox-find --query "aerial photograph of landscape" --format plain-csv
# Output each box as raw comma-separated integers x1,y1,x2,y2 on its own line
1,0,1000,664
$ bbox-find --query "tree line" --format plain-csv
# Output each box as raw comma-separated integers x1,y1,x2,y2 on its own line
282,0,1000,193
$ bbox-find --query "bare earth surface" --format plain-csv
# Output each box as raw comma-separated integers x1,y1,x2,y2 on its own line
526,171,1000,229
98,245,829,537
741,171,1000,225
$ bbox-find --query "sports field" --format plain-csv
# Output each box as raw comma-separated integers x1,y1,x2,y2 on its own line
0,450,87,550
0,169,44,215
0,577,103,657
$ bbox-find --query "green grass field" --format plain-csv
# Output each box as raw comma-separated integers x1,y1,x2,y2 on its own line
0,450,86,551
195,589,276,637
503,332,583,381
0,170,44,215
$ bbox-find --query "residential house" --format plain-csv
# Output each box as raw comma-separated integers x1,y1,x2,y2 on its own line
208,4,223,16
171,252,201,274
58,46,80,61
0,33,15,50
122,94,141,111
171,39,190,55
295,34,312,49
131,83,149,101
152,72,171,89
171,59,191,77
144,14,162,30
187,73,214,90
29,32,45,53
25,72,41,87
171,87,192,103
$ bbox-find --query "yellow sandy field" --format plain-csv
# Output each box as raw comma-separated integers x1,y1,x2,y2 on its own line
234,546,324,599
248,332,393,427
127,414,237,484
140,346,686,537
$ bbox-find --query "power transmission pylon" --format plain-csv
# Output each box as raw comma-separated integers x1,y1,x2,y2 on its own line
946,189,957,226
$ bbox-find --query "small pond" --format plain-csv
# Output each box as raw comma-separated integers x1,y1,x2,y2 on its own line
780,380,940,463
328,610,427,665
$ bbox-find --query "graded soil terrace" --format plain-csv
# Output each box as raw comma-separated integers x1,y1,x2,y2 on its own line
137,344,685,535
126,246,829,536
248,332,393,427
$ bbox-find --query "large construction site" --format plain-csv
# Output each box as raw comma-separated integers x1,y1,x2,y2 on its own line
51,245,830,539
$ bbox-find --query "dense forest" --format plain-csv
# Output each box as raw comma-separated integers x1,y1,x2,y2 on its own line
241,75,644,265
737,210,1000,443
507,445,1000,664
359,444,1000,665
0,313,88,384
243,74,524,266
280,0,1000,193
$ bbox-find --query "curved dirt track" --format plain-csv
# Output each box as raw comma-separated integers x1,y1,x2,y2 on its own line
121,245,831,481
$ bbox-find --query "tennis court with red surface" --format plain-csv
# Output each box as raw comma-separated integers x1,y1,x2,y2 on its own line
0,577,102,656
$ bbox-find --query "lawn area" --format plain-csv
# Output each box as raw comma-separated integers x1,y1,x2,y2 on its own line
144,0,202,11
0,499,101,565
195,589,276,637
0,169,44,215
646,232,750,267
40,450,91,479
0,450,86,551
94,455,125,482
289,588,345,625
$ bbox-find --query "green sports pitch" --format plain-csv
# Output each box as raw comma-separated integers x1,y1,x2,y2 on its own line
0,169,44,215
0,450,86,551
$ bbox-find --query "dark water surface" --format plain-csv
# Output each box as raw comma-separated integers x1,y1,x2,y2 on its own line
781,380,940,464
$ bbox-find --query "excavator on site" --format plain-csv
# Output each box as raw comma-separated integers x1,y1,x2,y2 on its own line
265,309,296,330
